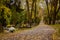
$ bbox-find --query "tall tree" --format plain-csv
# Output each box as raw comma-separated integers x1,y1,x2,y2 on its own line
45,0,60,24
26,0,31,25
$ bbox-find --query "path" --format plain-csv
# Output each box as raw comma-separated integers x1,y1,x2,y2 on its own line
0,18,56,40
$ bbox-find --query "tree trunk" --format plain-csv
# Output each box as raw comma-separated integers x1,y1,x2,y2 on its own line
34,0,37,23
30,0,35,26
26,0,31,27
31,0,34,14
0,23,3,33
52,12,56,24
48,17,51,25
26,0,30,21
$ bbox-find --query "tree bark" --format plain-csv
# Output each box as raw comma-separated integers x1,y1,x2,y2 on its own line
0,23,3,33
26,0,31,27
34,0,37,23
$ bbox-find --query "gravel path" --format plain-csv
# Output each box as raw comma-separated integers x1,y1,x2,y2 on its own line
0,20,56,40
0,24,55,40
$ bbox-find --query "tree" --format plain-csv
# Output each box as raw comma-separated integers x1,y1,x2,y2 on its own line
45,0,60,24
26,0,31,26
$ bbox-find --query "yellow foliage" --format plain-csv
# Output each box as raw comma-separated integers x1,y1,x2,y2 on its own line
0,5,11,14
53,33,57,40
0,5,12,25
32,12,34,19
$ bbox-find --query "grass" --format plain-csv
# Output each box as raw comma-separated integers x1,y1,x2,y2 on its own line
51,24,60,37
51,24,60,29
51,24,60,33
